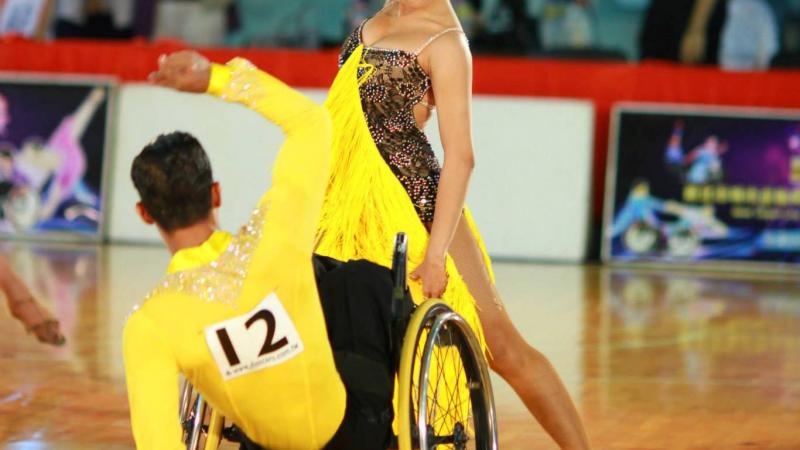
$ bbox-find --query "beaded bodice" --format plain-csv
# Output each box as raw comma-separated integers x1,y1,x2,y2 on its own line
339,22,444,222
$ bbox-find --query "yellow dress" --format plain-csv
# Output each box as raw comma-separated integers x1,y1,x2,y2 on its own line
123,60,345,450
315,44,494,349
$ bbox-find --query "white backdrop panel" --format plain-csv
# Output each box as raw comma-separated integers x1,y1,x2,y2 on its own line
426,96,594,261
107,84,327,243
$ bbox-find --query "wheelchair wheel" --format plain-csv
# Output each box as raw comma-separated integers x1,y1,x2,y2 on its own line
622,221,660,254
397,300,498,450
667,227,699,259
179,381,224,450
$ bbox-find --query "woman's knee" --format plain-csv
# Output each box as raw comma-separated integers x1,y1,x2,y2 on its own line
487,338,549,378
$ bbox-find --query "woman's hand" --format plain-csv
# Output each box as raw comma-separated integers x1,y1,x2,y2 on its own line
148,51,211,93
8,297,65,346
411,255,448,298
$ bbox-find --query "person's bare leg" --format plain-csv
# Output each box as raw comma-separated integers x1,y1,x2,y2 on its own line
448,216,590,450
0,255,64,345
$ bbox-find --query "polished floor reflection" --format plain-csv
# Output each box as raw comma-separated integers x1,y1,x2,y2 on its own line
1,243,799,449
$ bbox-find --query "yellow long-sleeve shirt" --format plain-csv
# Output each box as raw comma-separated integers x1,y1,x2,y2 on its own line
122,59,345,450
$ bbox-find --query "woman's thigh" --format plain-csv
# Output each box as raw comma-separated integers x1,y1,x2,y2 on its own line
448,215,528,356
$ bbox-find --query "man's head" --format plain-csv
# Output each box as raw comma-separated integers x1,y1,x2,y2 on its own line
131,132,220,234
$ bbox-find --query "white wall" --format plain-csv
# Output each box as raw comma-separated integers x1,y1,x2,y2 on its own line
107,84,328,243
425,96,594,261
107,85,594,262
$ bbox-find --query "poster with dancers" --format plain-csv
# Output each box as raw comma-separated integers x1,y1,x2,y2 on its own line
0,78,113,241
603,103,800,267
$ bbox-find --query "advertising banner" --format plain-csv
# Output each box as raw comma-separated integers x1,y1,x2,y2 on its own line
0,78,113,241
604,104,800,267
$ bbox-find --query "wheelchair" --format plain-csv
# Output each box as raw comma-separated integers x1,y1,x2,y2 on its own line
180,233,499,450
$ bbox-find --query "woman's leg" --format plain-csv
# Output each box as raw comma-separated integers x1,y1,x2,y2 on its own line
448,216,590,450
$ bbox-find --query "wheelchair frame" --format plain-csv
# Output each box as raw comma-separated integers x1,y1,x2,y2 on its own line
179,233,498,450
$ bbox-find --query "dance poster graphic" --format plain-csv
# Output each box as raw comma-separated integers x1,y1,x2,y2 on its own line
0,79,113,240
603,105,800,266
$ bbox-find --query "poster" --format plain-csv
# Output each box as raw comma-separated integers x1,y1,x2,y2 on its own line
0,78,114,241
603,104,800,266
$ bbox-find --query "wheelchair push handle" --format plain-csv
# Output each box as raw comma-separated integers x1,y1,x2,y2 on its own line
390,232,413,369
391,232,408,293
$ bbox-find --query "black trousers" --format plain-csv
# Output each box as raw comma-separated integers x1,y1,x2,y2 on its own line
239,257,405,450
315,257,400,450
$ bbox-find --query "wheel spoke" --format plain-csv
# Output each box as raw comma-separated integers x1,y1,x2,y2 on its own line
443,331,460,437
433,337,453,438
436,347,453,438
403,305,495,450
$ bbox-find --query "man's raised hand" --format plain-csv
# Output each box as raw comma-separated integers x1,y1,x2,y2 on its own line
148,51,211,93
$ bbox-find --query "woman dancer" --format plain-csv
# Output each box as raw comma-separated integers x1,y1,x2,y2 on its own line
1,254,64,345
315,0,590,448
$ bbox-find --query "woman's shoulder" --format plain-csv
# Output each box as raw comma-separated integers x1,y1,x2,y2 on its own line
415,21,470,63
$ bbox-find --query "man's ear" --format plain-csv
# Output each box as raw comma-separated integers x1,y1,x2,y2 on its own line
211,182,221,208
136,202,155,225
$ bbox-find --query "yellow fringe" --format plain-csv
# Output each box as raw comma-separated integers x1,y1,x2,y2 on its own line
316,45,493,351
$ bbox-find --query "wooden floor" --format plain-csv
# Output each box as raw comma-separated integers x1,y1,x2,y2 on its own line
1,242,799,449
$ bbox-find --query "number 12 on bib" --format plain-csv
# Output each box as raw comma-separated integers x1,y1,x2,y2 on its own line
205,293,304,380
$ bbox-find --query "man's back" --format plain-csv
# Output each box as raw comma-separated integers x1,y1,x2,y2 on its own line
123,58,345,450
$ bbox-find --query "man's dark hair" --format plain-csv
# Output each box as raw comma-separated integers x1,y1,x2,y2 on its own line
131,132,214,232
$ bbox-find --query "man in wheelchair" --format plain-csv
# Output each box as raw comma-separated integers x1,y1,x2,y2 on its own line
123,52,404,450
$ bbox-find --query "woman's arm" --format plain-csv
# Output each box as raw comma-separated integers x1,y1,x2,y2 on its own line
1,255,64,345
411,33,475,298
0,255,31,301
